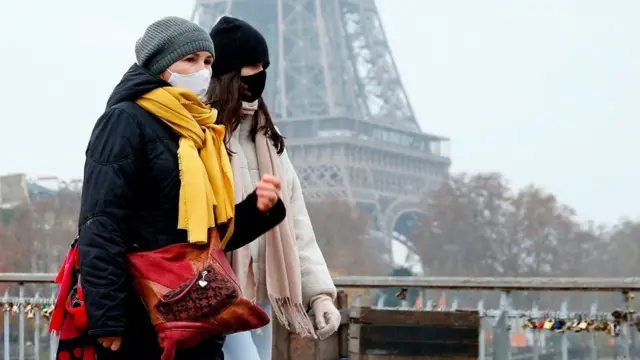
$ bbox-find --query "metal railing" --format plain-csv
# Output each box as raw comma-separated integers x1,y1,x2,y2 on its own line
3,273,640,360
1,274,57,360
334,276,640,360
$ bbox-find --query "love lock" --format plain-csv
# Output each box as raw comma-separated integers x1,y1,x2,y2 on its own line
521,319,537,330
42,306,53,319
607,322,621,337
592,321,605,332
611,309,632,322
543,319,555,330
612,310,623,319
577,320,590,332
395,288,408,300
566,319,580,332
553,319,567,332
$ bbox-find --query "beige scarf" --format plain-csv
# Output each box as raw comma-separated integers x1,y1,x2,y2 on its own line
228,103,315,337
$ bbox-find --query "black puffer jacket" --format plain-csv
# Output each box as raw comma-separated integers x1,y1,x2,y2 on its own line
77,64,285,360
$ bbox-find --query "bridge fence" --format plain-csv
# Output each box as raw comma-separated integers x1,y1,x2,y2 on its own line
2,273,640,359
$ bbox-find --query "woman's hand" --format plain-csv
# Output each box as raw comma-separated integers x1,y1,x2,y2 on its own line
311,295,341,340
98,337,122,351
256,174,281,212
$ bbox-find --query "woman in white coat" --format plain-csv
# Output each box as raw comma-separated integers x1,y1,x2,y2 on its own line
205,16,341,360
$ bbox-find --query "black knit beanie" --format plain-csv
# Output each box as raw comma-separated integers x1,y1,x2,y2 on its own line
209,16,270,77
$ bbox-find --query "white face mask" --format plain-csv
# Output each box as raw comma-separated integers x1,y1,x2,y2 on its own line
167,68,211,99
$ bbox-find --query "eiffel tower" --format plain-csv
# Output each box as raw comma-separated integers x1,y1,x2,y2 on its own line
192,0,450,254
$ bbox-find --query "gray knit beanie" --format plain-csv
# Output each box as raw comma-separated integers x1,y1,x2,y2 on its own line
135,16,215,75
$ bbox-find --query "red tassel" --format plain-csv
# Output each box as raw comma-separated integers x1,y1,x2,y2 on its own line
50,247,84,335
55,249,71,284
66,285,88,331
82,345,95,360
50,247,79,333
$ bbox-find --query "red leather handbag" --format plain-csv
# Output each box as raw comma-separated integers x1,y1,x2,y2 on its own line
127,228,269,360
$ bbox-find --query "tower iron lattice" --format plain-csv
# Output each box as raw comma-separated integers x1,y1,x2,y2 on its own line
192,0,451,254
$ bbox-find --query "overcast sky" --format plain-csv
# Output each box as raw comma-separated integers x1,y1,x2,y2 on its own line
0,0,638,224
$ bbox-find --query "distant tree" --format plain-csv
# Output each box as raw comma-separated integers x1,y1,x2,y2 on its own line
0,224,28,293
498,185,579,277
306,198,385,276
607,219,640,277
413,172,511,277
8,190,80,273
414,173,594,281
553,221,608,277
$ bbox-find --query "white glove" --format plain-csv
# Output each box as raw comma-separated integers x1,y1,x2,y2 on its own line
310,294,341,340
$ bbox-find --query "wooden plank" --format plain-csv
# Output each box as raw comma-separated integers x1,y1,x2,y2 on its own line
351,307,480,327
357,337,477,357
340,308,350,324
272,291,347,359
272,320,290,360
317,334,339,360
349,324,478,345
350,355,478,360
348,308,479,358
349,323,478,355
337,290,350,358
289,333,316,359
280,326,342,360
350,324,478,356
349,337,361,354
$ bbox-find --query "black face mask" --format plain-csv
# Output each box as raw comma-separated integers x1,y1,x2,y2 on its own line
240,70,266,102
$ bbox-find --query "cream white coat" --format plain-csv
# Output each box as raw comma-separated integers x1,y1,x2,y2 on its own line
230,120,337,306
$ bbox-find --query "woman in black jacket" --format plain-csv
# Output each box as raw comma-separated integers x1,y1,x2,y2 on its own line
75,16,284,360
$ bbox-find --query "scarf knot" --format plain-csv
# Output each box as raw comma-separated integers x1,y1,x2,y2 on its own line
136,87,235,246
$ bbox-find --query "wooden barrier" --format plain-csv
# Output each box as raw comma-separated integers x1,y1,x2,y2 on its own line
348,307,480,359
272,291,349,359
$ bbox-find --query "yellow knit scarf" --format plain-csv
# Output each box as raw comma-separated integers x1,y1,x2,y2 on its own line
136,87,234,246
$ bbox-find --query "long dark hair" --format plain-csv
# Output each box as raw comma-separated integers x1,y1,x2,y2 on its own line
205,72,285,155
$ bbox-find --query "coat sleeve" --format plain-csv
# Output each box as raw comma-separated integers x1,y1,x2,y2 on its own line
77,107,141,338
224,191,286,252
280,150,337,306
